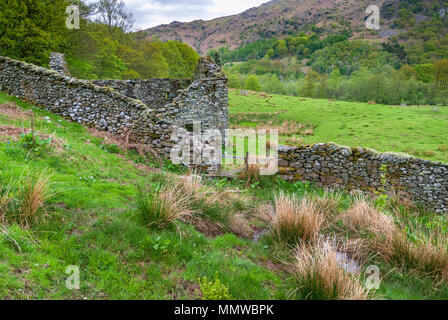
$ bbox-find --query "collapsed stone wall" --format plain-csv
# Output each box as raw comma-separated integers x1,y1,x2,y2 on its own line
91,79,191,110
0,55,228,155
91,57,228,138
278,143,448,213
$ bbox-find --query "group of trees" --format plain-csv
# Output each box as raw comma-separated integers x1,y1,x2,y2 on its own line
211,32,350,64
0,0,199,80
220,5,448,106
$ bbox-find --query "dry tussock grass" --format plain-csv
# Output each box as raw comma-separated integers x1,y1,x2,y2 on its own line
238,164,260,187
175,174,253,238
378,229,448,281
309,192,341,216
136,184,193,229
261,193,328,244
285,136,304,146
339,200,448,279
339,200,397,240
17,172,52,227
292,242,370,300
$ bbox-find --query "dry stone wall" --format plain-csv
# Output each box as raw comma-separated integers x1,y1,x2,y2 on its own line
278,143,448,213
0,55,228,156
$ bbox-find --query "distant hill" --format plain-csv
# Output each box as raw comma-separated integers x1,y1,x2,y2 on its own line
141,0,410,54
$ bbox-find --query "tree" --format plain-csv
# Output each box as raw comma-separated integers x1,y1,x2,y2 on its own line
414,64,435,83
434,59,448,89
0,0,70,66
399,65,417,80
212,51,223,67
95,0,134,36
300,70,320,97
227,74,241,89
245,75,261,91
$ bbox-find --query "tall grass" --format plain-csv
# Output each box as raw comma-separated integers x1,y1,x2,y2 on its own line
262,193,327,244
379,229,448,281
291,242,369,300
0,181,13,225
177,174,253,237
340,200,448,280
16,172,52,227
135,184,193,229
339,200,396,240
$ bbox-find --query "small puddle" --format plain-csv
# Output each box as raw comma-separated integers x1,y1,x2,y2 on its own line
252,229,269,242
334,251,361,274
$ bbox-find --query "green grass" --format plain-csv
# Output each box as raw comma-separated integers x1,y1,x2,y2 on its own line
1,91,447,300
229,90,448,163
0,92,284,299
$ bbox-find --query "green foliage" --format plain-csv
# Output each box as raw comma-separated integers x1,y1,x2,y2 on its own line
0,0,70,66
0,0,199,80
135,184,170,229
18,132,52,153
245,75,261,91
197,273,233,300
309,40,401,75
227,74,242,89
415,64,435,83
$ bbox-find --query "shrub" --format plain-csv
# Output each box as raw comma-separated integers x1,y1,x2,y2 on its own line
245,75,262,91
135,184,192,229
291,242,369,300
197,274,233,300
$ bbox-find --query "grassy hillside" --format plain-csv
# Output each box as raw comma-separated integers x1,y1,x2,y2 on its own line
1,91,448,300
229,90,448,163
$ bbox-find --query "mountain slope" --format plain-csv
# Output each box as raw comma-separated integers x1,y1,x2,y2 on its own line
141,0,397,54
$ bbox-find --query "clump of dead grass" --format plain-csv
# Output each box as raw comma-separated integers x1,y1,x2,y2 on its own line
238,164,260,187
291,241,370,300
16,171,53,227
339,200,448,280
261,193,328,244
378,228,448,281
339,200,397,240
135,183,193,229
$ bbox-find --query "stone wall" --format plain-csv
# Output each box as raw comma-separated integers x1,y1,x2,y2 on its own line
0,55,228,156
49,53,71,77
91,79,191,110
278,143,448,213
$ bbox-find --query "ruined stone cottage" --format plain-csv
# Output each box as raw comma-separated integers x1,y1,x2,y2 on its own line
0,53,228,156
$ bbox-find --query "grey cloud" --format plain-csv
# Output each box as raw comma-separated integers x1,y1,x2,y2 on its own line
152,0,213,6
125,0,214,28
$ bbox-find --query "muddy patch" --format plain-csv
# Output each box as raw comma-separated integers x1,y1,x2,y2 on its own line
0,103,32,120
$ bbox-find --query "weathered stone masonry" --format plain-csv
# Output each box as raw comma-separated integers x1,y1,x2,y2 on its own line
278,143,448,213
0,55,228,156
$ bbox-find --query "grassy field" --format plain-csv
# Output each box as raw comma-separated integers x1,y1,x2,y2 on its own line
229,90,448,163
1,91,448,300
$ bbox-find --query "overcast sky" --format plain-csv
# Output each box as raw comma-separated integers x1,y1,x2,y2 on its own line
120,0,269,30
